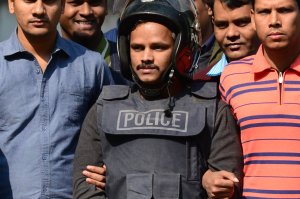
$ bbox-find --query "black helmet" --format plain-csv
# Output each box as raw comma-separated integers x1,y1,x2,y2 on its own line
117,0,200,83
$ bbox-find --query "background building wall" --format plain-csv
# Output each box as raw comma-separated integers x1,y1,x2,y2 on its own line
0,1,118,42
0,2,17,41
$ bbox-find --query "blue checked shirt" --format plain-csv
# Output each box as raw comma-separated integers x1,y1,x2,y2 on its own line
0,30,112,199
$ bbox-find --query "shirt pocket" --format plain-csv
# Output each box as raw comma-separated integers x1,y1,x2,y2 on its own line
59,88,92,125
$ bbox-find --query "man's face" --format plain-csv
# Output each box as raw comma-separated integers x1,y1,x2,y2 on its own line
213,0,260,61
8,0,64,38
130,22,174,86
60,0,107,40
252,0,300,52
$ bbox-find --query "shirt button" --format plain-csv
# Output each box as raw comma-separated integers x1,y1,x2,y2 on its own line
36,69,40,74
42,186,47,192
42,155,47,160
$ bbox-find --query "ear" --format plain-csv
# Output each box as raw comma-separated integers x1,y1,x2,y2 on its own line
8,0,15,14
211,15,215,25
206,4,213,16
250,9,256,32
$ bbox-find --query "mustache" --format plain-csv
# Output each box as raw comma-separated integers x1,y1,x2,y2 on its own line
136,63,159,70
29,19,49,23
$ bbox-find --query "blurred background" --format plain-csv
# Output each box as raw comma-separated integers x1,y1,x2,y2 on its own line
0,1,119,41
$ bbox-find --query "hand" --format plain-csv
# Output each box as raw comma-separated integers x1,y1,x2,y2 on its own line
82,165,106,190
202,169,239,199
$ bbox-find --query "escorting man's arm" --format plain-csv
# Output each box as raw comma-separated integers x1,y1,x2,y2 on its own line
203,100,243,199
73,104,106,199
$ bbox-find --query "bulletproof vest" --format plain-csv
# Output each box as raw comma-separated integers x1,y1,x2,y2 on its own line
96,81,218,199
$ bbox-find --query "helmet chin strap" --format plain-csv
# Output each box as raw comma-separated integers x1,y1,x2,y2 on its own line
132,75,169,98
133,68,176,118
164,69,175,118
132,64,175,98
164,80,175,118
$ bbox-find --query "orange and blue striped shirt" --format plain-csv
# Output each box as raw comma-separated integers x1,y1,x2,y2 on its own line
220,45,300,198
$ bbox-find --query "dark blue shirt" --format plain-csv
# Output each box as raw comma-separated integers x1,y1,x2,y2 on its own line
0,30,112,199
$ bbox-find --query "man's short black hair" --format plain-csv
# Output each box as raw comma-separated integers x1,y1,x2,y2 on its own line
251,0,300,9
208,0,252,12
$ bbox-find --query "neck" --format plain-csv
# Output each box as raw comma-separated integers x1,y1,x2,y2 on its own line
77,36,101,51
263,46,300,72
17,27,56,72
139,77,185,100
18,28,56,55
61,30,102,51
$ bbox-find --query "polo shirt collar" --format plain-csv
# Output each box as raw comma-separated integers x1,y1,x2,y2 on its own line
251,45,271,74
290,54,300,73
252,45,300,74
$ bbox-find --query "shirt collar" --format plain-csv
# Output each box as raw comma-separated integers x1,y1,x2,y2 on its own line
2,29,26,56
3,28,70,58
252,45,300,74
290,53,300,73
96,33,111,66
251,45,271,74
54,33,73,57
207,53,228,76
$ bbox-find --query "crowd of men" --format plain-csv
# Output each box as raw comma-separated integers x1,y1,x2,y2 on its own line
0,0,300,198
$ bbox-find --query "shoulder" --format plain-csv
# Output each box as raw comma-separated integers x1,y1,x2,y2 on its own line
220,55,255,92
58,36,103,62
58,37,108,72
0,41,5,55
0,39,8,52
98,85,131,102
222,56,255,78
190,81,218,99
0,32,20,56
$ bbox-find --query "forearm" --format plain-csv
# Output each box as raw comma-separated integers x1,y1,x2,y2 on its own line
206,101,243,198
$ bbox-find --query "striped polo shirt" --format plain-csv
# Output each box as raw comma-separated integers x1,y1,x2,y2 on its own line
220,45,300,198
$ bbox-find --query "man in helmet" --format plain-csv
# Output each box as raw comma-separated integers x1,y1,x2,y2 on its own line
73,0,243,198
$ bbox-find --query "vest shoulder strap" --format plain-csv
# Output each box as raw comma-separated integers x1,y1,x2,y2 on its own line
98,85,130,102
190,81,218,99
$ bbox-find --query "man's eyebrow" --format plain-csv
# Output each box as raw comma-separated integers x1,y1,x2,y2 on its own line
213,19,228,23
233,16,251,21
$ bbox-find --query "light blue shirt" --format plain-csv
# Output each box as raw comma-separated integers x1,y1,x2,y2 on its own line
0,30,112,199
207,53,228,76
